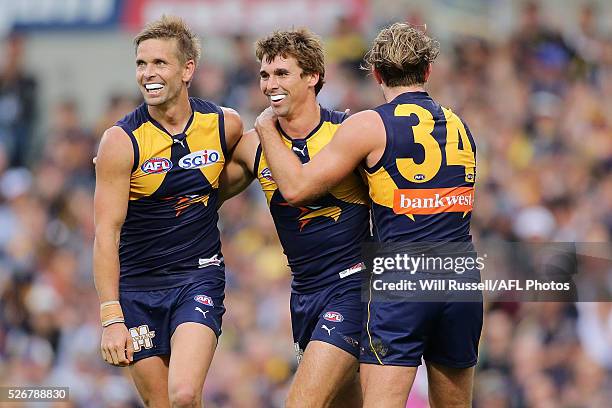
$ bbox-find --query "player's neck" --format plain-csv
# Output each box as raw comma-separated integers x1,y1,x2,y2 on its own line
147,91,193,135
382,83,427,102
278,99,321,139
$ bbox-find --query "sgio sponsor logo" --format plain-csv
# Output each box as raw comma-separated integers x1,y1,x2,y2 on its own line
141,157,172,174
179,150,220,169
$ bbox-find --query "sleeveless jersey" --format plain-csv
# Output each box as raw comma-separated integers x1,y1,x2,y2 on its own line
363,92,476,242
116,97,226,290
254,108,370,293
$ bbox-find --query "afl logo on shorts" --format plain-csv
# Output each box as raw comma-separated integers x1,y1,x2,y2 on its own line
179,150,220,169
323,311,344,322
194,294,214,307
141,157,172,174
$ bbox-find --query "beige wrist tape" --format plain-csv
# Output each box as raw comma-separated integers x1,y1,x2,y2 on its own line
100,300,125,327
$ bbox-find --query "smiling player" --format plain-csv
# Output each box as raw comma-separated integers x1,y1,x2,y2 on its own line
219,29,368,407
93,16,242,407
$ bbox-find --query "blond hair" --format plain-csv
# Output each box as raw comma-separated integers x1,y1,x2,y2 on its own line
255,28,325,95
134,15,201,66
363,23,439,87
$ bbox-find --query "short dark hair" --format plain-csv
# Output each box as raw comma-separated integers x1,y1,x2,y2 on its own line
255,28,325,95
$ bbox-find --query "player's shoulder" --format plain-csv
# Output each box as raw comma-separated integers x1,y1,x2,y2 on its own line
220,106,242,125
342,109,384,130
189,97,224,115
100,126,132,149
115,102,148,132
97,126,134,169
321,107,348,125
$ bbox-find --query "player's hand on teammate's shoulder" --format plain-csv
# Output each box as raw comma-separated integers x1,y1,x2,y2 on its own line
100,322,134,367
254,107,278,134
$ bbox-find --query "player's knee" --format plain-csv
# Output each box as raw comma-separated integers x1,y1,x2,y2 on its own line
286,386,330,408
169,385,200,408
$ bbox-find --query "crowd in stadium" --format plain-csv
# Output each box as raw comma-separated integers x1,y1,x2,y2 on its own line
0,1,610,407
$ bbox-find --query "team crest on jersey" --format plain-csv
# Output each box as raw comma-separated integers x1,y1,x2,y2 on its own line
141,157,172,174
260,167,274,182
179,150,220,169
129,325,156,352
194,294,214,307
323,311,344,322
278,202,342,231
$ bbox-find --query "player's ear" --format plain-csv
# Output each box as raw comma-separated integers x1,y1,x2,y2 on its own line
424,63,432,82
183,59,196,84
307,72,319,88
373,68,383,85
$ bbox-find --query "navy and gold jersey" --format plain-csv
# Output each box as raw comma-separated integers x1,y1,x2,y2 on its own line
255,108,370,293
116,97,227,290
364,92,476,242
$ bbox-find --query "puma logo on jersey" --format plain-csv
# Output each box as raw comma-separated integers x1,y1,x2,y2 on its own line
292,145,307,156
321,325,335,336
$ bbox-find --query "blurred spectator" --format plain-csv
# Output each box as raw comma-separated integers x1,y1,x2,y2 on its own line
325,16,368,71
0,33,38,167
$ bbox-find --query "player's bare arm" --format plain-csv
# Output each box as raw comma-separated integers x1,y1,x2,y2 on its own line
221,106,244,153
255,107,384,206
93,126,134,367
218,129,259,204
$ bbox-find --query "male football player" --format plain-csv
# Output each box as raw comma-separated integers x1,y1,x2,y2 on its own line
255,23,482,408
94,15,243,408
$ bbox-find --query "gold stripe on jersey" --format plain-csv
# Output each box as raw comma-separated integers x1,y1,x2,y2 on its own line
130,122,172,201
256,121,368,206
184,112,225,189
365,166,415,221
302,122,369,205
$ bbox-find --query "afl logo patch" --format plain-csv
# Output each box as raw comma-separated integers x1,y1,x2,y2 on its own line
260,167,274,182
414,174,426,181
179,150,220,169
194,295,214,307
141,157,172,174
323,311,344,322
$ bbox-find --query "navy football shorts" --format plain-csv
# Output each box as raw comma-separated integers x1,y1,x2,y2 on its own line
119,276,225,362
291,277,362,362
361,296,483,368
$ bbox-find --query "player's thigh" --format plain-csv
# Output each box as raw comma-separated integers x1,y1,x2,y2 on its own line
360,363,417,408
129,355,170,408
426,362,475,408
287,340,359,408
167,322,217,405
